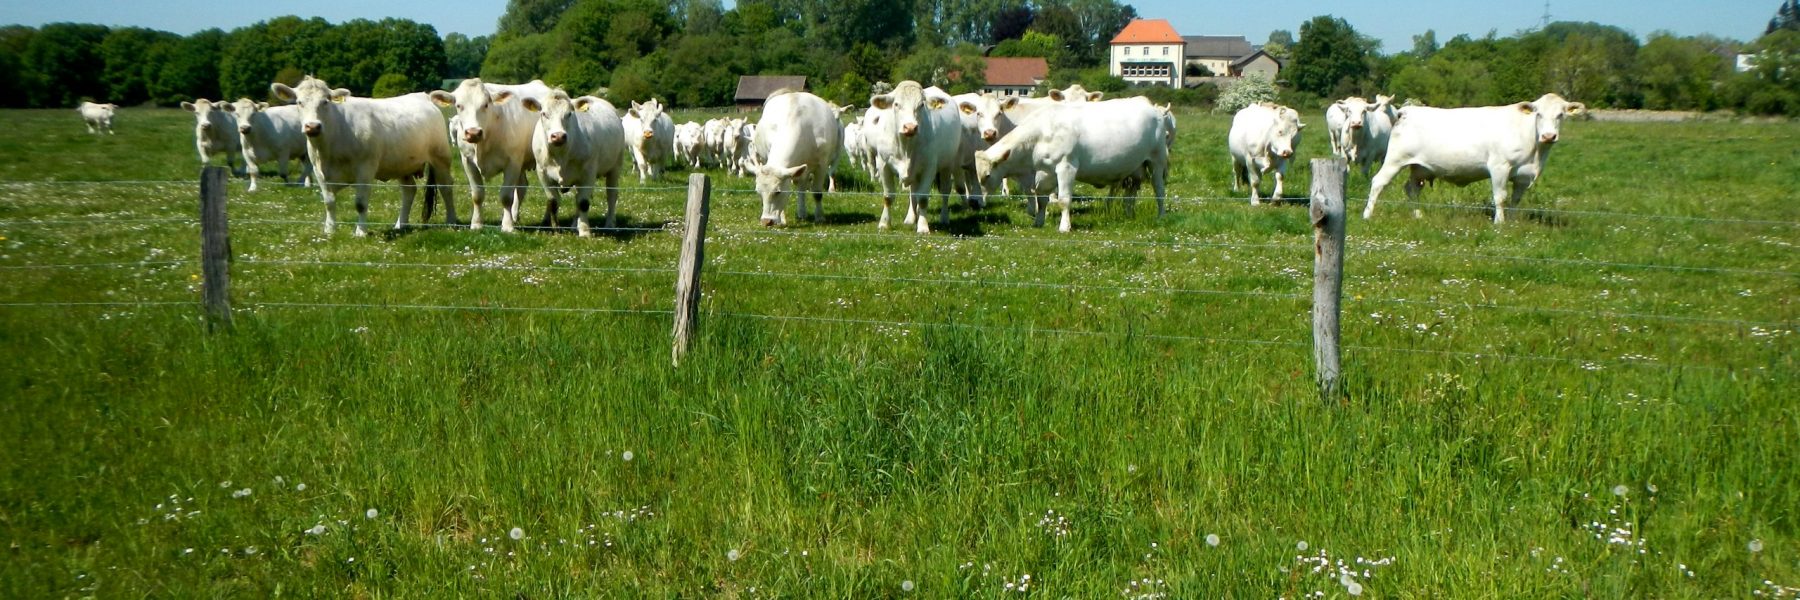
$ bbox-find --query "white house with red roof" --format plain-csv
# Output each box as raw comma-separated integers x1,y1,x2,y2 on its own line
1109,19,1186,87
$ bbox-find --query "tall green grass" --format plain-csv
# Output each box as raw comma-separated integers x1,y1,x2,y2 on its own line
0,106,1794,597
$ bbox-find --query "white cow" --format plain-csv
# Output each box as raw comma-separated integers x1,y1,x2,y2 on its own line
77,102,117,134
865,81,965,234
1366,93,1586,223
948,93,990,208
622,99,674,182
1326,95,1396,178
431,78,549,232
736,122,757,176
1228,102,1305,205
721,117,748,177
974,100,1170,232
181,99,242,174
675,121,704,169
1048,84,1105,103
224,98,312,192
521,89,627,237
271,76,454,236
748,90,842,226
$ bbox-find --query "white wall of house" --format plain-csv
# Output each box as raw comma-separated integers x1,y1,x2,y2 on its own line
1111,43,1186,87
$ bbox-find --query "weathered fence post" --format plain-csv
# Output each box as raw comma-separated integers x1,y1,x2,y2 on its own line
199,166,232,331
672,173,711,367
1310,159,1347,400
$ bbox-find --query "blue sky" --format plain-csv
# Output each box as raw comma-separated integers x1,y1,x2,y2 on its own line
0,0,1776,51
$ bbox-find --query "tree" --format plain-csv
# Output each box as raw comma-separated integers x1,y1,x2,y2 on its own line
1636,33,1729,110
443,33,489,80
991,3,1034,42
23,23,110,107
153,29,223,104
0,26,38,108
497,0,579,40
1289,16,1371,96
991,31,1067,68
372,73,415,97
1770,0,1800,34
101,28,179,105
1264,29,1294,62
1411,29,1438,58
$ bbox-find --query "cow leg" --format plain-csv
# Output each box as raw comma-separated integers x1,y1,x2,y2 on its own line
1488,164,1514,224
396,175,417,231
319,184,339,235
574,179,595,237
938,171,953,227
197,143,210,167
1364,161,1405,219
913,184,931,235
1055,163,1077,233
1247,161,1263,206
1271,161,1286,203
602,171,620,233
351,182,373,237
539,175,561,230
500,168,525,234
1507,176,1532,225
462,158,486,231
1229,157,1244,193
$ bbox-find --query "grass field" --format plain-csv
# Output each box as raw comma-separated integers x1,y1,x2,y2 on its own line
0,104,1795,597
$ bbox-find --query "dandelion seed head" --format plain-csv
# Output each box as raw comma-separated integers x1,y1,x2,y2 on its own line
1297,540,1309,552
509,527,525,541
366,508,378,519
622,450,634,462
1347,581,1364,596
727,548,741,562
1206,533,1221,547
1749,539,1764,553
902,580,915,592
1612,485,1629,497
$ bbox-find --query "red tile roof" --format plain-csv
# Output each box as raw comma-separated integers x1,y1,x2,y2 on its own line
1110,19,1184,45
985,57,1049,87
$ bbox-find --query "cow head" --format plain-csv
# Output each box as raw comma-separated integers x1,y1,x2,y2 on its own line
755,162,807,226
224,98,271,134
432,78,520,144
1269,106,1304,159
973,146,1015,194
521,88,601,149
1372,95,1398,120
181,98,234,138
1048,84,1103,103
868,81,941,141
628,99,666,141
1336,97,1373,131
271,77,351,138
1520,93,1585,145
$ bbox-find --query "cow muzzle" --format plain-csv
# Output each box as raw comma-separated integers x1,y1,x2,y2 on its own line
463,128,485,143
239,125,252,134
981,129,998,142
302,122,321,137
901,122,918,137
548,131,567,146
1349,123,1364,130
199,123,212,131
642,131,655,140
1278,149,1294,158
1540,133,1559,144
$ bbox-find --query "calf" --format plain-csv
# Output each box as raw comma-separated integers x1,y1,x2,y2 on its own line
181,99,242,174
522,90,627,236
1326,95,1396,178
431,78,549,232
225,98,312,192
748,90,842,226
77,102,117,134
675,121,704,169
1227,102,1305,205
974,100,1170,232
1366,93,1585,223
271,76,454,236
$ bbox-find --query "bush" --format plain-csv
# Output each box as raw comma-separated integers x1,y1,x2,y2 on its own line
1214,73,1277,113
1139,84,1217,108
371,73,414,97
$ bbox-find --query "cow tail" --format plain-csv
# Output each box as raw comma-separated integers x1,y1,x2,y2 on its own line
422,164,438,222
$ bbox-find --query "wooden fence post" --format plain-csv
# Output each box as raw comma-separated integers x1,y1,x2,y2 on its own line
1310,159,1347,400
200,166,232,331
672,173,711,367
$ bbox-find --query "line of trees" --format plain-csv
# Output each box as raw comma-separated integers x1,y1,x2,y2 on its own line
1,0,1797,116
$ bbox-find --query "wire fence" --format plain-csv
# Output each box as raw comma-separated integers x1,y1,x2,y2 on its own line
1,176,1792,377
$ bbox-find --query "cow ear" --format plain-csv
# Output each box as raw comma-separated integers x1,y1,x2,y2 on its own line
573,97,596,112
1565,102,1586,115
958,101,977,115
1087,92,1104,102
271,84,296,102
997,149,1012,163
257,102,269,110
430,90,455,107
1517,102,1536,114
182,101,196,112
220,103,235,112
330,89,351,103
869,94,893,110
784,164,808,179
927,97,946,110
493,90,515,105
1048,89,1066,102
520,97,542,113
1000,97,1020,110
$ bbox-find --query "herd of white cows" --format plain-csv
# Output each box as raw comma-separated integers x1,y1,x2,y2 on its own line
82,76,1588,235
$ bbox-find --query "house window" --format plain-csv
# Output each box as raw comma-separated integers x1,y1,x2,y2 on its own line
1162,47,1169,56
1143,47,1150,56
1124,47,1131,56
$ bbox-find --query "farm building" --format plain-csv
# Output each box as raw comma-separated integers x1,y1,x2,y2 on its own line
1109,19,1187,87
981,57,1049,97
734,76,807,112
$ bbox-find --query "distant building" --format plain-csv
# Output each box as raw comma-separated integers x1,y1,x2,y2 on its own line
1736,53,1760,72
734,76,807,112
1181,35,1281,80
982,57,1049,97
1109,19,1186,87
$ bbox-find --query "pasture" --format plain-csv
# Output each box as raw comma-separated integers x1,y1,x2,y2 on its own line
0,104,1795,597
